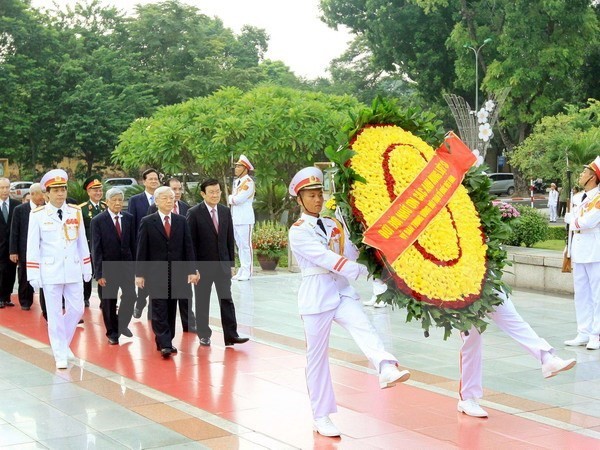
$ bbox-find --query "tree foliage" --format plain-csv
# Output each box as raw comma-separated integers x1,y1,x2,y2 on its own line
112,85,362,218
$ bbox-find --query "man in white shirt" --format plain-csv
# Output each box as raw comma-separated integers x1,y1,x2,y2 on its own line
228,155,255,281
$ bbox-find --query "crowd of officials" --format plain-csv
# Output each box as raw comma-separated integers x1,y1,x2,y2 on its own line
2,157,599,437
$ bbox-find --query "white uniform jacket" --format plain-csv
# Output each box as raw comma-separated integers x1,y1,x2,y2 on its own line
567,187,600,264
228,174,255,225
289,213,367,315
26,203,92,284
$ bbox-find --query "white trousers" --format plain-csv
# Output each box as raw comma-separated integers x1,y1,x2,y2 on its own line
549,205,558,221
572,261,600,337
459,293,553,400
44,283,84,363
233,224,253,279
301,296,397,419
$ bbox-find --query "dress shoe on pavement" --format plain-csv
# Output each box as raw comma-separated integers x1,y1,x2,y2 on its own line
313,416,341,437
373,300,387,308
199,337,211,346
564,334,588,346
457,398,488,418
379,363,410,389
160,348,173,358
5,301,15,307
133,307,142,319
587,336,600,350
108,337,119,345
542,356,576,378
78,319,84,325
21,306,31,311
120,328,133,338
0,302,4,308
170,346,178,354
55,360,68,370
225,337,249,346
362,295,378,306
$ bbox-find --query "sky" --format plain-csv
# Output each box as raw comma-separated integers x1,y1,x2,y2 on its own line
29,0,354,79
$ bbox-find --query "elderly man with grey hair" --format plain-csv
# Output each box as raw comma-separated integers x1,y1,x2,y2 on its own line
136,186,199,357
9,182,44,310
90,187,137,344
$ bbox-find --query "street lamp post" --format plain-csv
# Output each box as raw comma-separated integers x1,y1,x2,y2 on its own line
464,38,492,112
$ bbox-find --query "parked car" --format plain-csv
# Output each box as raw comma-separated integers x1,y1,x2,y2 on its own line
9,181,33,200
487,173,515,196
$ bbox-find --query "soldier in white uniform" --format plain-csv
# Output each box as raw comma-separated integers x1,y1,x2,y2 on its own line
565,157,600,350
228,155,255,281
458,289,576,417
288,167,409,438
27,169,92,369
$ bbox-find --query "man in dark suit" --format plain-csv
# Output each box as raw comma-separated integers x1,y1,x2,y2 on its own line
0,178,20,308
128,168,161,318
148,177,196,332
9,183,46,310
136,186,199,358
187,178,249,347
91,188,137,345
79,175,106,307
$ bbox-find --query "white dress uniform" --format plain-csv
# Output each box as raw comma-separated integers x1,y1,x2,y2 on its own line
566,182,600,347
228,155,255,281
288,167,404,424
26,170,92,367
460,289,556,401
548,188,559,222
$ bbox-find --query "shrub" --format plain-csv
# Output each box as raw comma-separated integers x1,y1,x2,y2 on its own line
546,226,567,241
252,220,288,258
505,205,549,247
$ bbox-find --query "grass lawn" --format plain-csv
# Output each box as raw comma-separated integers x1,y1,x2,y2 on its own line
531,239,565,251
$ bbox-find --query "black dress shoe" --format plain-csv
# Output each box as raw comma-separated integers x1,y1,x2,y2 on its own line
108,337,119,345
120,328,133,338
224,337,249,346
21,306,31,311
133,308,142,319
170,346,178,354
5,301,15,307
78,319,84,324
160,348,172,358
199,337,211,346
0,302,5,309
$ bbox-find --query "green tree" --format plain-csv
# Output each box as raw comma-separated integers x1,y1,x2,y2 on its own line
112,85,362,218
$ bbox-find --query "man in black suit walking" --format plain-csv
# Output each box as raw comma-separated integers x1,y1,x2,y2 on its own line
91,188,137,345
0,178,20,308
136,186,199,358
9,183,45,310
187,178,249,347
128,168,161,318
148,177,196,332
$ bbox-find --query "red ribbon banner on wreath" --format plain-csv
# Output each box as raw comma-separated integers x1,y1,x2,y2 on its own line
362,132,476,264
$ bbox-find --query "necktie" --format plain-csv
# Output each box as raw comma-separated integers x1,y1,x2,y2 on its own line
211,208,219,233
164,215,171,238
1,201,7,222
582,193,588,201
317,218,326,235
94,204,100,214
115,215,122,239
149,195,154,205
173,203,178,215
57,209,63,221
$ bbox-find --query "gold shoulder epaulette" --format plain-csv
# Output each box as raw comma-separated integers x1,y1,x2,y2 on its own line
78,201,88,208
70,204,82,210
32,205,45,213
293,219,304,226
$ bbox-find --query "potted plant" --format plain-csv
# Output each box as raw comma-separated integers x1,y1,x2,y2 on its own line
253,220,288,271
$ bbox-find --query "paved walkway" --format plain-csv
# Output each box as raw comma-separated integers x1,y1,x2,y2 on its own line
0,271,599,449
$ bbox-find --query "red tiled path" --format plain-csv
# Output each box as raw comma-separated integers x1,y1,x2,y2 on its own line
1,299,599,449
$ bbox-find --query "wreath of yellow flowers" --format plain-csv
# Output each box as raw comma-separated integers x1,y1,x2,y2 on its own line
325,98,510,338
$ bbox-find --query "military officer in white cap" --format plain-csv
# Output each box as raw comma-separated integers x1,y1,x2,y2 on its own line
288,167,409,438
565,156,600,350
228,155,255,281
27,169,92,369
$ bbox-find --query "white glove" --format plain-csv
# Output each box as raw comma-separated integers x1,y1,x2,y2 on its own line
83,274,92,282
29,280,40,292
564,212,572,225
